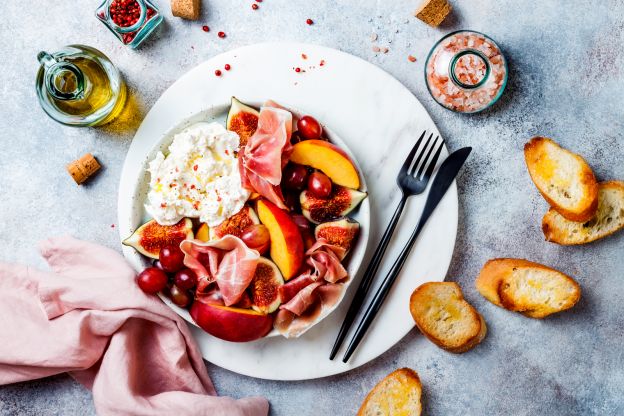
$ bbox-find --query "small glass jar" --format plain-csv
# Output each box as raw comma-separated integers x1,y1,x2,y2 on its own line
36,45,126,126
425,30,508,113
96,0,163,48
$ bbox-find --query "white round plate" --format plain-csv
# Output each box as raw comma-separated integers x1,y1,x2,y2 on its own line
118,42,458,381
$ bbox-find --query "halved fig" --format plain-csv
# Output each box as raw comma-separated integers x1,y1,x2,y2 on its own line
300,186,367,224
226,97,259,146
250,257,285,314
315,218,360,253
123,218,194,259
209,205,260,240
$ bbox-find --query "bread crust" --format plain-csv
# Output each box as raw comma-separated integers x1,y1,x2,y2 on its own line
543,181,624,245
476,258,581,318
409,282,486,353
357,368,422,416
524,137,598,222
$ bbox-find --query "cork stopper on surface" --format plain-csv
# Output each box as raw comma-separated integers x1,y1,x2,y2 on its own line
66,153,101,185
171,0,201,20
415,0,452,27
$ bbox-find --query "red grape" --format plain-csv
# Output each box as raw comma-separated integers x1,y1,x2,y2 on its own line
283,164,309,190
159,245,185,273
297,115,323,140
137,267,168,294
308,172,332,198
240,224,270,254
174,268,197,290
283,191,301,213
290,131,303,144
168,285,191,307
291,214,312,232
292,214,315,248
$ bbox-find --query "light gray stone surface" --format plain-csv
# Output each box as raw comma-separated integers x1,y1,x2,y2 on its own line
1,0,623,415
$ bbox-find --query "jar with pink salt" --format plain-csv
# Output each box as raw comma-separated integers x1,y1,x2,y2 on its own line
425,30,508,113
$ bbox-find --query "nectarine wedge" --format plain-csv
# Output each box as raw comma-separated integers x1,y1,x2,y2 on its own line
290,140,360,189
256,199,304,280
190,300,273,342
195,223,210,242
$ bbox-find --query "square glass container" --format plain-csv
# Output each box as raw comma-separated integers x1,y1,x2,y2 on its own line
96,0,163,48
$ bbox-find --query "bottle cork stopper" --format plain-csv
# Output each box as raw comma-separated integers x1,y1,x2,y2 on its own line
171,0,201,20
415,0,452,27
66,153,101,185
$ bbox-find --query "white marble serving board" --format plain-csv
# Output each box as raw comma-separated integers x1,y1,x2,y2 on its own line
118,42,458,381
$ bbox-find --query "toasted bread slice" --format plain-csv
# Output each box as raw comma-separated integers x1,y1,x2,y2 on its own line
357,368,422,416
524,137,598,222
476,258,581,318
543,181,624,245
409,282,486,353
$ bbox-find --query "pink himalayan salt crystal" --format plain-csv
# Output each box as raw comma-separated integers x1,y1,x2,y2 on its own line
425,31,507,113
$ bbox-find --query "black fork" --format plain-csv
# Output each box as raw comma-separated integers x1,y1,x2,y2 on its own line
329,131,445,359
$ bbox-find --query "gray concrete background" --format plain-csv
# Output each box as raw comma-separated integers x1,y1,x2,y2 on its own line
1,0,623,414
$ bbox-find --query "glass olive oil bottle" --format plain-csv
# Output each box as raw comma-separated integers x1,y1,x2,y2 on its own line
36,45,126,126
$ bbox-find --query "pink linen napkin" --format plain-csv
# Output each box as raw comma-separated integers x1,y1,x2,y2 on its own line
0,236,269,416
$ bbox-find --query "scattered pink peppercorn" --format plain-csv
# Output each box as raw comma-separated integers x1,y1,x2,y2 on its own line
306,18,313,25
218,31,226,38
224,64,231,71
252,3,258,9
202,25,209,32
295,67,301,73
215,69,222,76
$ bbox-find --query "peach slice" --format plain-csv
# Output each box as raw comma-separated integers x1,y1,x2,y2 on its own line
256,199,304,280
195,223,210,242
190,300,273,342
289,140,360,189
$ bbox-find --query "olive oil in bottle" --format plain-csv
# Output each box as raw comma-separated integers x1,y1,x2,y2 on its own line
36,45,126,127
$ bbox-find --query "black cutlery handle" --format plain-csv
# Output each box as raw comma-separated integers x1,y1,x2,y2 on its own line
341,218,425,363
329,194,407,360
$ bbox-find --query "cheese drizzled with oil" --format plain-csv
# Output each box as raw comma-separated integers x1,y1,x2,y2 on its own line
145,122,249,227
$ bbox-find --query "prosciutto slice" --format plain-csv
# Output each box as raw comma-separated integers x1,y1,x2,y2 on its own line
180,236,260,306
275,283,345,338
305,240,348,283
274,240,350,337
239,106,292,209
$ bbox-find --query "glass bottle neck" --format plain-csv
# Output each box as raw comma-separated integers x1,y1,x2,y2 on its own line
449,50,490,89
38,51,85,101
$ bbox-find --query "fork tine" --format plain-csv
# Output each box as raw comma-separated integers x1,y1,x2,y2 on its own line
409,132,434,175
412,134,436,177
416,137,444,179
399,130,426,177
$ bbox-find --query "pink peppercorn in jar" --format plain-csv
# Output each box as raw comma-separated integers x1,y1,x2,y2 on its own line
425,30,508,113
95,0,163,48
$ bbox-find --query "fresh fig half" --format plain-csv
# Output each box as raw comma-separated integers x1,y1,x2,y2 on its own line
250,257,285,314
314,218,360,253
209,205,260,240
123,218,194,259
226,97,259,147
300,186,367,224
